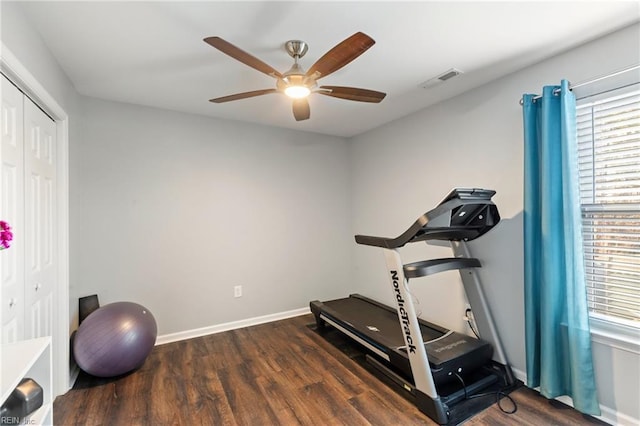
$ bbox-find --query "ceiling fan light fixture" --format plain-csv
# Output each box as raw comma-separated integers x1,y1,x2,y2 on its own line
280,73,313,98
284,85,311,98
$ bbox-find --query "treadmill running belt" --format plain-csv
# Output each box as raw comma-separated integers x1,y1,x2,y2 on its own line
319,296,442,353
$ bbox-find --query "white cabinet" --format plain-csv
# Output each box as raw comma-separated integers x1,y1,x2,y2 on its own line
1,337,52,425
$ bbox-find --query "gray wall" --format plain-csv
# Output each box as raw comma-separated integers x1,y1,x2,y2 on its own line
0,2,77,112
349,23,640,423
73,97,352,335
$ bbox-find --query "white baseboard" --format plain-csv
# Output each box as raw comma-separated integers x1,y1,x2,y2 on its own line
598,404,640,426
551,395,639,426
155,307,311,346
512,366,527,382
512,368,638,426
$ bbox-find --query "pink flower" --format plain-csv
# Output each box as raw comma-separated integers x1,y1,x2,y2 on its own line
0,221,12,250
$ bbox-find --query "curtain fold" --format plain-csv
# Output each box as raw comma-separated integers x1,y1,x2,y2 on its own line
522,80,600,415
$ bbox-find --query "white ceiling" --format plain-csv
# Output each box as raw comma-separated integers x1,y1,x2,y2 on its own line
14,1,640,137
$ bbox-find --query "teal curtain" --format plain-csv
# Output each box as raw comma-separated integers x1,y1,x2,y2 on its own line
522,80,600,415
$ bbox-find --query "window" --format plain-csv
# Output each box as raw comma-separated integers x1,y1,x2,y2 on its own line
576,86,640,326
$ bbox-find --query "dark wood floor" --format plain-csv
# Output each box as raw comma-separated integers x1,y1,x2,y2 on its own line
55,314,603,425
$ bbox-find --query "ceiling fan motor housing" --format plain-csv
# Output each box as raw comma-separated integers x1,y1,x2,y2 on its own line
285,40,309,59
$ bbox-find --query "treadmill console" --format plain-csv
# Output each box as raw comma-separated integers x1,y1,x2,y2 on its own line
438,187,496,204
355,187,500,248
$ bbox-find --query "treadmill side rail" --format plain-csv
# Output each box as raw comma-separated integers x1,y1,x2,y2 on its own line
383,249,439,400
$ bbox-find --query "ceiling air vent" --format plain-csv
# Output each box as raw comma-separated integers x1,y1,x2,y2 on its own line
420,68,464,89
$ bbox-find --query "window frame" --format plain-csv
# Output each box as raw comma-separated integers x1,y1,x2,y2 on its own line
574,76,640,347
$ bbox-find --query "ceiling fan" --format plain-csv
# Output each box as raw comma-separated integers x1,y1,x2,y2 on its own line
204,32,386,121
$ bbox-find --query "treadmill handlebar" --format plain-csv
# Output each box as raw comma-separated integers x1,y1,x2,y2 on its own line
355,188,500,249
404,257,481,279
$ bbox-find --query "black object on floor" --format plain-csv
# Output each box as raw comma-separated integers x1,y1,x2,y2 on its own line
78,294,100,324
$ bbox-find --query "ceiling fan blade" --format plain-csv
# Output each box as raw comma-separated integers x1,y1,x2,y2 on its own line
305,32,375,80
209,89,279,103
204,37,283,79
317,86,386,103
292,98,310,121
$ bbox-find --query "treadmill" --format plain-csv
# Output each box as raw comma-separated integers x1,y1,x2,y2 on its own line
310,188,515,424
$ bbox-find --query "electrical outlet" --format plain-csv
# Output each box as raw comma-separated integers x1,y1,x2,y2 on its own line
234,285,242,298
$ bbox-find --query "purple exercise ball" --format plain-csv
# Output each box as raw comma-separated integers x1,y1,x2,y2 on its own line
73,301,157,377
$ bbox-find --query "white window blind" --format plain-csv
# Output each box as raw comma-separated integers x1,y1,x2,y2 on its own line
576,87,640,325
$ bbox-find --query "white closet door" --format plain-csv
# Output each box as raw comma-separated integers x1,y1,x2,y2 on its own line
23,96,56,339
1,75,25,343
